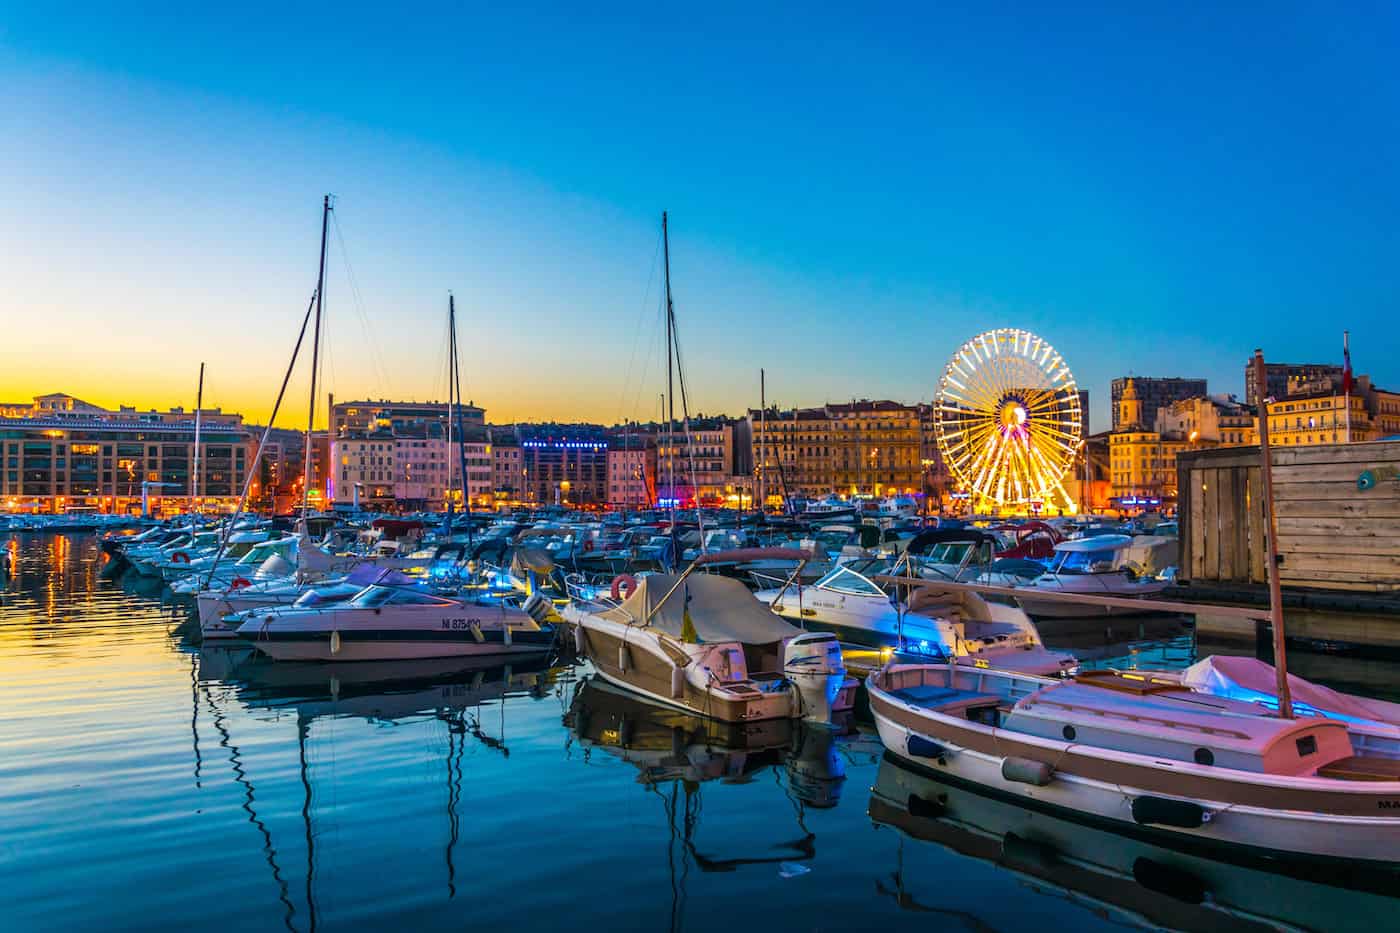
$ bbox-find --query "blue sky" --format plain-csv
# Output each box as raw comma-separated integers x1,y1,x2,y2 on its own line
2,3,1396,431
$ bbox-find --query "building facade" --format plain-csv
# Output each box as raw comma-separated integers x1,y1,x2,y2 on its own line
330,399,485,438
514,425,610,506
1244,362,1343,408
1109,382,1257,506
1261,375,1400,446
1,395,253,514
1109,377,1208,431
606,437,657,509
655,417,738,507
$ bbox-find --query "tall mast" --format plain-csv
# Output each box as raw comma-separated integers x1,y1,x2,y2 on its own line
191,361,204,512
302,195,330,521
759,369,766,514
663,211,675,528
450,294,472,542
1253,349,1293,719
445,295,455,533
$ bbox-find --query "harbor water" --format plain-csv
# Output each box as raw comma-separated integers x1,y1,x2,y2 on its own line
3,531,1398,932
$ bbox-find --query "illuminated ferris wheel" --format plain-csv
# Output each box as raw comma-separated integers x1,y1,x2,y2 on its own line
934,328,1082,510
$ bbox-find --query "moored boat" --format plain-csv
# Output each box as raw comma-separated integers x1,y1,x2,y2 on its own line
868,662,1400,864
563,549,857,725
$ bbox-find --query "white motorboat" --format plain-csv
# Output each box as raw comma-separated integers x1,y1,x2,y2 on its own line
1010,535,1168,618
197,563,385,640
168,538,299,596
755,559,1076,677
234,580,555,662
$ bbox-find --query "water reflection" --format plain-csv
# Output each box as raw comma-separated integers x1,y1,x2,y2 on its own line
564,677,853,931
189,649,568,931
6,531,1400,932
867,753,1400,932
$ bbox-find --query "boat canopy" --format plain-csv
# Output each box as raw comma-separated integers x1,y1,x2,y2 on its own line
1182,656,1400,726
601,572,804,644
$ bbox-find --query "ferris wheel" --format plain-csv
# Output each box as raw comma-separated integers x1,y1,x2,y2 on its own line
934,328,1082,510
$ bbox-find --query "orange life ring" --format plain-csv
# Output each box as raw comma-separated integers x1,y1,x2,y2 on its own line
229,577,252,590
610,573,638,602
172,551,191,564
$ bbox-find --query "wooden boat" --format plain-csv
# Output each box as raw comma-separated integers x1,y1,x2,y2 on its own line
563,549,857,724
868,663,1400,864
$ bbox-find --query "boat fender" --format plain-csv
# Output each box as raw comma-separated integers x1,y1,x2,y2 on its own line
907,793,944,819
229,577,251,590
907,734,947,761
1131,796,1210,828
1002,756,1055,786
611,573,639,602
1132,856,1207,904
670,665,685,699
172,551,191,564
618,643,630,672
330,630,341,655
574,625,587,656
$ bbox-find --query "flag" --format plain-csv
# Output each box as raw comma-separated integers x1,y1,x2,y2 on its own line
1343,330,1354,395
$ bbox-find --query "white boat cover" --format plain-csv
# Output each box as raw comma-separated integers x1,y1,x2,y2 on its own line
1182,656,1400,726
600,573,803,645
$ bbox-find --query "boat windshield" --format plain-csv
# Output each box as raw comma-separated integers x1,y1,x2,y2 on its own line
346,585,442,608
814,565,886,596
1051,548,1120,574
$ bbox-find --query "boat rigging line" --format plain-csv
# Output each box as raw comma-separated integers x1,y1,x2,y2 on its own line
203,285,319,590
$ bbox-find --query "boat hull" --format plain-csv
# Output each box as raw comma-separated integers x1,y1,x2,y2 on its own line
871,689,1400,863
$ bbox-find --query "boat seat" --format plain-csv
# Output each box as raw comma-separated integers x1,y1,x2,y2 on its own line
889,684,997,711
1316,755,1400,782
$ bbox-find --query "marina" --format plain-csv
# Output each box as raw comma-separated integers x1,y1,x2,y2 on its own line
5,520,1400,931
5,8,1399,930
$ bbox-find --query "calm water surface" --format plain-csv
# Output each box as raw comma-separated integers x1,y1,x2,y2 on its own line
2,532,1396,932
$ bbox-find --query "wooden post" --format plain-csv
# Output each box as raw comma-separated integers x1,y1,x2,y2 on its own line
1252,349,1293,719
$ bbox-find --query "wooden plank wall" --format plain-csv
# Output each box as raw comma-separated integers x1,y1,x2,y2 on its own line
1179,441,1400,592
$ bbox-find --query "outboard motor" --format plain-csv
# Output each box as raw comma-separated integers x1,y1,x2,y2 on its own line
783,632,847,724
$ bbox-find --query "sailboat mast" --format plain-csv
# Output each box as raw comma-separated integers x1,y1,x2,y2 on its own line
191,362,204,512
759,369,766,514
445,295,455,530
303,195,330,520
1252,349,1293,719
450,295,472,541
662,211,676,522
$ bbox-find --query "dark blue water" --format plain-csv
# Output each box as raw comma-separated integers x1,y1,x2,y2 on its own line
1,532,1394,932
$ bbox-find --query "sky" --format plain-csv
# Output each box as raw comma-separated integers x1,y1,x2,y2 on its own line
1,3,1397,433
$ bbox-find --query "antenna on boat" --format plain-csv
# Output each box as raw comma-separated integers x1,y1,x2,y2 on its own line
1252,349,1293,719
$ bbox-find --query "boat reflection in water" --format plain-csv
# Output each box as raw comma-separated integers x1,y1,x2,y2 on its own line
867,753,1400,933
565,676,849,872
194,649,568,928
